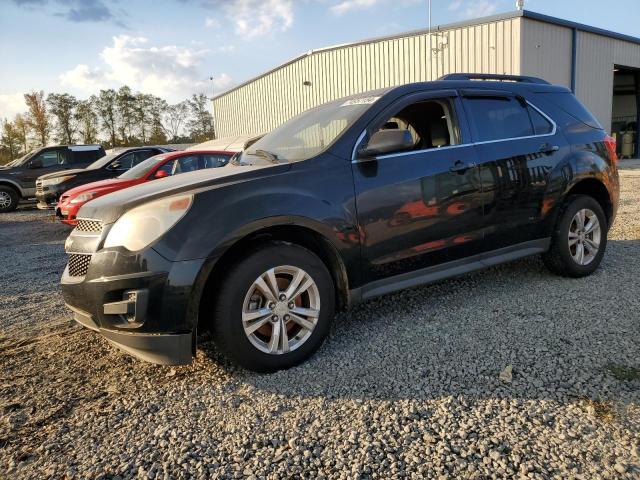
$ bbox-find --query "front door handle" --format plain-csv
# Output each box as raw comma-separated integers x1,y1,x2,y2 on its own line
450,160,476,173
539,143,560,154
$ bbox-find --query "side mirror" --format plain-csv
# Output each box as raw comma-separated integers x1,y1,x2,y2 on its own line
358,129,414,159
29,159,43,169
154,169,169,179
109,161,122,170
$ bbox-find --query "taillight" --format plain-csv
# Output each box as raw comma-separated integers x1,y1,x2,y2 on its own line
604,135,618,163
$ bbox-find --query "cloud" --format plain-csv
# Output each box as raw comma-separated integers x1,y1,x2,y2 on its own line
197,0,293,38
59,64,108,91
331,0,379,16
329,0,420,16
225,0,294,38
58,35,235,101
448,0,497,18
0,94,28,120
11,0,124,25
205,16,220,28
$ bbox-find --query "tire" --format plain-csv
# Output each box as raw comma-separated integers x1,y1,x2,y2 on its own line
0,185,19,213
211,242,335,372
543,194,608,278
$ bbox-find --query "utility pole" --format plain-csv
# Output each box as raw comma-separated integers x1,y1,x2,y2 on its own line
428,0,432,80
209,76,217,140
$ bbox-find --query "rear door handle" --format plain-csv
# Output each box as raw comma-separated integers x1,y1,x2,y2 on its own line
539,143,559,154
450,160,476,173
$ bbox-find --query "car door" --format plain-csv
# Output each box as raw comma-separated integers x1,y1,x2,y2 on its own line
461,90,569,251
17,148,71,192
352,91,485,283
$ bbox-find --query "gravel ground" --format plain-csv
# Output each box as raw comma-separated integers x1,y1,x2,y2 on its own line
1,173,639,479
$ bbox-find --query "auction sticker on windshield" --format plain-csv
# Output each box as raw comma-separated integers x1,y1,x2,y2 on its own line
341,96,380,106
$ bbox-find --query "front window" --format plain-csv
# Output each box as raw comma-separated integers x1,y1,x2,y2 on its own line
239,92,388,164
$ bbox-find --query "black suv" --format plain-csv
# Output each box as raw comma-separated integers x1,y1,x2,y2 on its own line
36,146,173,209
61,75,619,372
0,144,105,212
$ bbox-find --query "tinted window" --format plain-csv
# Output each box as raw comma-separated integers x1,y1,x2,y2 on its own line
134,150,156,164
33,150,66,167
541,92,602,129
72,149,101,164
465,97,534,142
173,155,199,174
528,107,554,135
202,154,231,168
116,153,136,170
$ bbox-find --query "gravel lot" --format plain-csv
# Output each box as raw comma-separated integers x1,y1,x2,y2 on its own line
1,172,639,479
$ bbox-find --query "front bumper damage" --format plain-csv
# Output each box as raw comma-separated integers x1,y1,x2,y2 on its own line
61,220,209,365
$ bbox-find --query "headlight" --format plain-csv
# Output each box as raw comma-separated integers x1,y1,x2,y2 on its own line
42,175,76,186
103,194,193,251
70,192,97,204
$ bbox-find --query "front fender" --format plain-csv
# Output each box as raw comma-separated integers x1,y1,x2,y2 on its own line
151,154,360,277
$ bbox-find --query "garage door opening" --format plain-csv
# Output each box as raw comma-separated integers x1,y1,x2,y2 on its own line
612,67,640,159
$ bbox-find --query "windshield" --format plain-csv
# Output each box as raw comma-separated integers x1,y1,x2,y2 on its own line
239,94,383,164
118,154,165,179
87,153,118,170
12,149,38,166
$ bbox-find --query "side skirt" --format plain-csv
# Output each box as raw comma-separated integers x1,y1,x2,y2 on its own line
350,238,550,303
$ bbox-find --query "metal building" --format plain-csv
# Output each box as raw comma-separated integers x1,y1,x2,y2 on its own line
213,9,640,157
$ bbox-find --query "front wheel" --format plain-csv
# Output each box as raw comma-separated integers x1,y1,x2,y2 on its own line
0,186,19,213
543,195,608,277
211,242,335,372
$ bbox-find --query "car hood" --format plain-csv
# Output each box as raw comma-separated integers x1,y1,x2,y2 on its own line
37,168,88,180
63,178,138,199
78,162,290,224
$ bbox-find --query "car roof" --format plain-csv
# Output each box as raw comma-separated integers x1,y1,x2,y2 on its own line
161,150,235,158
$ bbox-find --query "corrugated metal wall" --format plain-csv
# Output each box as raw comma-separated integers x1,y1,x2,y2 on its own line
520,19,572,87
214,18,522,138
574,31,640,133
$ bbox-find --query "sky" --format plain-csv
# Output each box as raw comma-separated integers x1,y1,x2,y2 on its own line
1,0,639,120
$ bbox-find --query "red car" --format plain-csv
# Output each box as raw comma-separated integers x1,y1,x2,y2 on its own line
57,150,233,225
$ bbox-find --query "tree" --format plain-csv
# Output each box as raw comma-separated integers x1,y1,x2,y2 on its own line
116,86,136,145
47,93,78,144
24,91,50,147
1,119,21,160
13,114,29,155
76,99,99,144
187,93,215,142
163,101,189,142
147,96,168,145
95,89,118,147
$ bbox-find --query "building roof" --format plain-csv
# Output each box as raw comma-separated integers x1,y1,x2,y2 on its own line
215,9,640,100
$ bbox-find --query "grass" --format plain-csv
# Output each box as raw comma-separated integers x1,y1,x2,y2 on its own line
606,363,640,382
582,398,616,422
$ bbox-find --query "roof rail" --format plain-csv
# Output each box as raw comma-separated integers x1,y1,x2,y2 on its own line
437,73,550,84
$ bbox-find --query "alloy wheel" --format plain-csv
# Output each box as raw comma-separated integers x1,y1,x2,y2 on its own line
242,265,320,355
568,208,601,265
0,191,12,209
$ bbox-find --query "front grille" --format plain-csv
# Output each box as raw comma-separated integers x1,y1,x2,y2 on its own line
36,180,43,195
75,219,102,233
68,254,92,277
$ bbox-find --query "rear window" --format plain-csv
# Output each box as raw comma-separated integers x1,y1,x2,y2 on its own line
464,97,534,142
542,92,603,130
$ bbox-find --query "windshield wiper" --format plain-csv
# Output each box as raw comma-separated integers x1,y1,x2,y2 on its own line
250,149,280,163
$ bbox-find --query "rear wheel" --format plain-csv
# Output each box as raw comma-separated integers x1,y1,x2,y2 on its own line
212,242,335,372
0,186,19,213
543,195,607,277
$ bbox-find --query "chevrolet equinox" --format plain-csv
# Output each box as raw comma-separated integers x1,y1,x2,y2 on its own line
61,74,619,372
